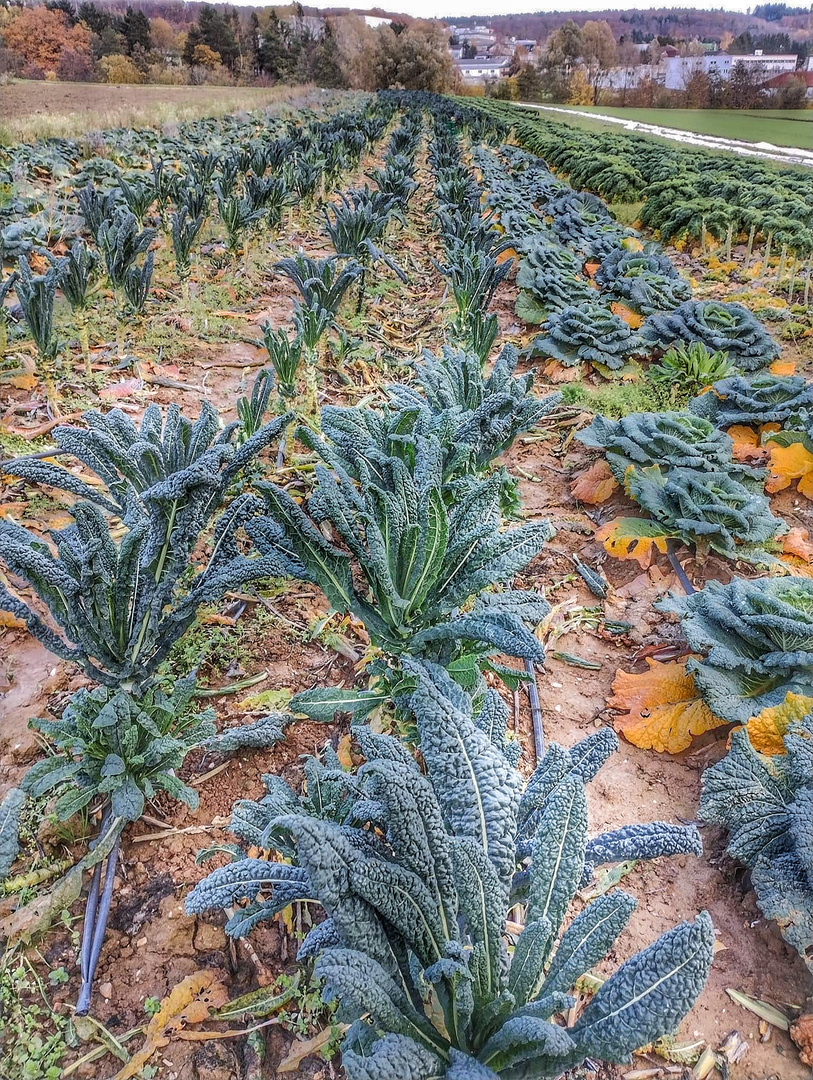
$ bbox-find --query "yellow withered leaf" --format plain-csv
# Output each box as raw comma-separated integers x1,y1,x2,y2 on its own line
112,970,229,1080
595,517,672,569
766,441,813,500
610,301,644,329
744,692,813,755
608,657,726,753
769,360,796,376
570,460,619,505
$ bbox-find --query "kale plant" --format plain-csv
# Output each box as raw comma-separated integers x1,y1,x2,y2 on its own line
689,373,813,428
699,712,813,971
658,577,813,724
529,303,646,372
257,441,551,683
52,239,100,377
642,301,779,372
187,662,713,1079
15,255,61,409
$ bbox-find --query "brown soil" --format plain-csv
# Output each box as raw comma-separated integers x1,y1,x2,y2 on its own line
1,135,811,1080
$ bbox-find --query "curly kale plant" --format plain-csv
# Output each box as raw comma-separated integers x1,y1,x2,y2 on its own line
578,412,763,488
257,440,551,682
642,301,779,372
624,464,783,564
187,662,714,1079
699,711,813,971
529,303,646,371
689,373,813,428
595,248,691,316
658,577,813,724
514,237,595,324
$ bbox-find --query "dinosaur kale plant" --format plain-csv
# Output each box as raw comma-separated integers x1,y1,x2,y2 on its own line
529,303,646,372
621,464,783,564
595,248,691,316
274,252,362,416
699,710,813,972
642,301,780,372
97,207,157,353
0,399,297,1010
514,237,595,325
658,577,813,724
578,412,763,488
187,661,714,1079
53,239,99,377
14,255,61,409
689,373,813,428
170,207,204,298
257,439,551,690
0,267,18,363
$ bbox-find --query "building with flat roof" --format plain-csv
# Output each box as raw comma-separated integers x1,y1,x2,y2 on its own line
455,58,510,82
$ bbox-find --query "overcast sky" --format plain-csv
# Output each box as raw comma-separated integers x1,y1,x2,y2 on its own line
303,0,751,18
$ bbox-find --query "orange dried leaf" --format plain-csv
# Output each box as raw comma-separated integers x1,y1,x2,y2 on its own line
584,260,601,279
610,302,644,329
570,460,619,505
112,970,229,1080
727,425,765,463
596,517,672,569
542,359,581,383
608,657,726,753
496,248,517,264
783,527,813,563
743,692,813,756
769,360,796,376
766,441,813,499
779,555,813,578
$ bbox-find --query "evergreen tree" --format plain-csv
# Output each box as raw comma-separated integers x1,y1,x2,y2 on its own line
77,1,110,34
199,4,239,69
117,5,151,55
183,25,204,66
309,19,344,88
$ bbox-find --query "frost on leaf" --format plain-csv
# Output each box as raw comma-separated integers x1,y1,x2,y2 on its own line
608,658,726,753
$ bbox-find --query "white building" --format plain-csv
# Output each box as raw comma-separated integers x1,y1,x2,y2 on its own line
455,58,510,82
664,52,798,90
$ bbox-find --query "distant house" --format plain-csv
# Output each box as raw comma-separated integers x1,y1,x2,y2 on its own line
510,39,537,55
456,58,511,83
764,70,813,99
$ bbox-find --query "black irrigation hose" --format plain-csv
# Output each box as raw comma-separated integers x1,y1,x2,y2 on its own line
666,539,696,595
525,659,544,761
76,829,121,1016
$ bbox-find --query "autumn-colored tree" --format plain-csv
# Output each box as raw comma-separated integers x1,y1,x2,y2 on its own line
192,43,222,69
540,19,581,100
149,16,179,57
683,68,711,108
580,19,618,104
567,66,594,105
358,20,453,92
3,7,92,73
98,52,142,83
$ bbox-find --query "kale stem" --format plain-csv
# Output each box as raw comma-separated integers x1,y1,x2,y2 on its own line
76,837,120,1015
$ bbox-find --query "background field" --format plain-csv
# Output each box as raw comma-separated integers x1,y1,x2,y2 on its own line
0,80,325,143
529,104,813,148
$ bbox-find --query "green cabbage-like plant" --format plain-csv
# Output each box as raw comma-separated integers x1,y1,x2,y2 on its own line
529,303,646,372
657,577,813,725
624,464,784,564
515,237,595,324
187,661,714,1080
256,440,551,684
699,711,812,971
578,412,763,488
689,373,813,428
642,301,779,372
595,248,691,316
